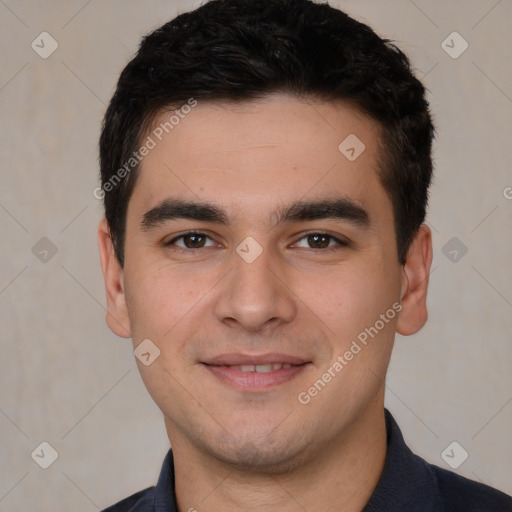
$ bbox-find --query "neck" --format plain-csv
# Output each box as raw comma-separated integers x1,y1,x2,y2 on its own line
168,402,388,512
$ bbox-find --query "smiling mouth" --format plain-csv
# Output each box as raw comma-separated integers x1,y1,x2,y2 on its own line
203,361,310,391
223,363,294,372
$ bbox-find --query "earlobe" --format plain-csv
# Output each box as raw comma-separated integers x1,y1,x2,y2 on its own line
97,219,132,338
396,224,433,336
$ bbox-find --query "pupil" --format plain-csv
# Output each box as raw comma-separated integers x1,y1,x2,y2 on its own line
309,234,328,248
187,234,204,248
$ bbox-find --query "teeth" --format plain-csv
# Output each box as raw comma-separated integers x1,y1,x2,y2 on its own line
255,364,273,373
230,363,294,372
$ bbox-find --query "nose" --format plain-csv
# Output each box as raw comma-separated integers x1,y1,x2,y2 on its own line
213,241,297,332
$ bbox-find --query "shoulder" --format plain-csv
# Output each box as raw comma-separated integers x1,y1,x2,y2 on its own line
101,486,155,512
430,463,512,511
369,410,512,512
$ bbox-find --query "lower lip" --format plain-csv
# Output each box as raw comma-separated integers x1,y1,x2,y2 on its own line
203,363,310,392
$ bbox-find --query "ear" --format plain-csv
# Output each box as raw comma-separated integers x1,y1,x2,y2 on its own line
396,224,433,336
97,218,131,338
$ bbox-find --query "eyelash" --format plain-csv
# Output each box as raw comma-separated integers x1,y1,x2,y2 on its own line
164,231,349,253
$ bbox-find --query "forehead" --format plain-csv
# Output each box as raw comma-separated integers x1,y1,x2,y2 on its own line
129,94,391,225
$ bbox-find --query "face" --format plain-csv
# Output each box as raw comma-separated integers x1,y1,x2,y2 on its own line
99,94,431,472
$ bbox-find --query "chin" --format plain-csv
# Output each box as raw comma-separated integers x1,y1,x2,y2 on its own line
205,426,312,475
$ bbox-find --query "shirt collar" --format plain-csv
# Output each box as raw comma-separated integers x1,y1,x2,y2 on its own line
153,447,177,512
362,409,442,511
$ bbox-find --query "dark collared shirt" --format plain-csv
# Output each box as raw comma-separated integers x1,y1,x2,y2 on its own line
102,409,511,511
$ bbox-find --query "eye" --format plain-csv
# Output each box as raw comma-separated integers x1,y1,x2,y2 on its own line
165,231,217,250
164,231,349,252
294,232,349,251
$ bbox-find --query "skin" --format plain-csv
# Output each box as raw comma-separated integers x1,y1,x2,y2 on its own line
98,94,432,512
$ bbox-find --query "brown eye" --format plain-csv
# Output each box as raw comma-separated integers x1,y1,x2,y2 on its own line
181,234,207,248
307,234,331,249
294,232,349,250
165,232,216,249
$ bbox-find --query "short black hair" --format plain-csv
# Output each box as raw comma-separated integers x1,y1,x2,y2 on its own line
99,0,434,267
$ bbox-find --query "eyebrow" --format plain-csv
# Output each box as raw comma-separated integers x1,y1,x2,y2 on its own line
140,197,372,231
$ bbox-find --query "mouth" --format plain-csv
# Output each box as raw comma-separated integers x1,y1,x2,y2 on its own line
202,353,311,392
225,363,294,372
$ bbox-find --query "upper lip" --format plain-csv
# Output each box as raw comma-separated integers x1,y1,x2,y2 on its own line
203,353,309,366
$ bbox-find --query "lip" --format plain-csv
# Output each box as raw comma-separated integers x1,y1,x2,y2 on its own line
203,353,308,366
202,353,311,392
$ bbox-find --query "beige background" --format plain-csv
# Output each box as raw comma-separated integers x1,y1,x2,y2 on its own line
1,0,511,510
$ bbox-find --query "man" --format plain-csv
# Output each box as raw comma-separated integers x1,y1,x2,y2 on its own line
96,0,512,510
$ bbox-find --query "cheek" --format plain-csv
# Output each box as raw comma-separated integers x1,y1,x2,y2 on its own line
124,263,219,346
124,267,209,404
303,263,394,337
